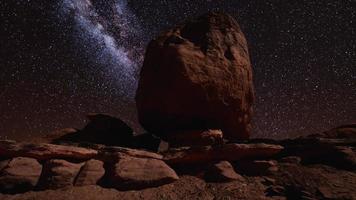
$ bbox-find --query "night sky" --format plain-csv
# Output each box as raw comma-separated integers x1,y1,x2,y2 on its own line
1,0,355,140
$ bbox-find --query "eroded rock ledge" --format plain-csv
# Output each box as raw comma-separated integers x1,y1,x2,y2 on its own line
0,140,283,194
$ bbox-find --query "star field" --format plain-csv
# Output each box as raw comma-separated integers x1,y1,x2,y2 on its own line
0,0,355,140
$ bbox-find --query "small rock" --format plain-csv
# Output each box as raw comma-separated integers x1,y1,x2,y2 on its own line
165,129,224,147
38,159,84,190
205,161,244,182
109,155,179,190
0,157,42,194
75,159,105,186
237,160,278,176
164,143,283,164
280,156,302,164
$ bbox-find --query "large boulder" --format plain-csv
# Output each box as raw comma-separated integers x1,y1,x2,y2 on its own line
136,12,254,141
109,155,179,190
37,159,84,190
75,159,105,186
0,157,42,194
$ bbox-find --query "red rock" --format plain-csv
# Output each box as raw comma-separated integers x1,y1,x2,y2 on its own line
136,12,254,141
237,160,278,176
75,159,105,186
109,155,179,190
37,159,84,189
0,140,98,161
166,129,224,147
0,159,10,172
205,161,244,182
164,143,283,164
99,146,163,161
0,157,42,194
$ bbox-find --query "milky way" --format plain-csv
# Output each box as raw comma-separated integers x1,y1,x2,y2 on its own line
1,0,355,140
61,0,144,98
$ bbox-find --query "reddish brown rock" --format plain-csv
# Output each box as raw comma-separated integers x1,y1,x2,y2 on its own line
166,129,224,147
0,140,97,161
37,159,84,189
109,155,179,190
75,159,105,186
237,160,278,176
99,146,163,161
136,12,254,141
0,157,42,194
0,159,10,172
164,143,283,165
205,161,244,182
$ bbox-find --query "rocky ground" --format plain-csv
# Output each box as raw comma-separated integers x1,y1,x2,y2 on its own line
0,123,355,200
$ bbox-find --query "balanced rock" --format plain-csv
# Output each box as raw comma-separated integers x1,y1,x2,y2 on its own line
75,159,105,186
136,12,255,141
205,161,244,182
38,159,84,190
109,155,179,190
0,157,42,194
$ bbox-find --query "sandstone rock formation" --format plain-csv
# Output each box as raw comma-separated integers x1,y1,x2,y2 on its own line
164,143,284,165
75,159,105,186
109,156,179,190
37,159,84,190
0,140,98,161
136,12,254,142
204,161,244,182
0,157,42,194
0,124,355,199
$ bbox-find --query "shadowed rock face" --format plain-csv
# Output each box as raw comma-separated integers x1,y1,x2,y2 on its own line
136,12,254,141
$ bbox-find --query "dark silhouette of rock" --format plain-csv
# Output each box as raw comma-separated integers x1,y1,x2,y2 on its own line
108,155,179,190
0,157,42,194
75,159,105,186
37,159,84,190
165,129,224,147
280,156,302,164
136,12,254,142
204,161,244,182
53,114,133,146
130,133,162,151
